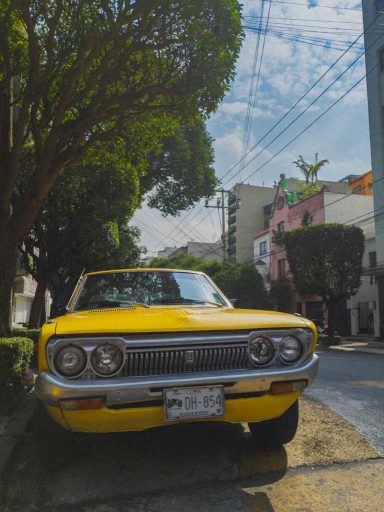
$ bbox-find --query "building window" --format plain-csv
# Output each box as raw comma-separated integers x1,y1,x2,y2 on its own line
379,46,384,72
302,210,313,225
260,241,267,255
376,0,384,14
278,258,286,280
276,196,285,210
369,251,377,268
278,221,285,233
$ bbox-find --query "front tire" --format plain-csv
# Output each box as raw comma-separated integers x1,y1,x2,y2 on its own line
248,400,299,447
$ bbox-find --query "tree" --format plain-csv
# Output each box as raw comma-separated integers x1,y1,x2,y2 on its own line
293,156,329,184
214,264,269,309
22,140,143,326
296,181,321,201
0,1,243,334
142,120,217,215
149,255,269,310
23,120,218,326
149,254,224,279
282,224,365,334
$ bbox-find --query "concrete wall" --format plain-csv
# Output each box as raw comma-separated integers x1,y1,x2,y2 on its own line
186,242,223,262
324,193,374,238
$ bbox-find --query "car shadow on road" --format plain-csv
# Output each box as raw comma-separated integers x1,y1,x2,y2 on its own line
4,405,287,510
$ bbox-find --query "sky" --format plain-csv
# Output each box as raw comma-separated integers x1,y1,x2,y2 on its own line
132,0,370,258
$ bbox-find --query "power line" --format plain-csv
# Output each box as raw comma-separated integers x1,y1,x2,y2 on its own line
239,0,266,175
220,42,376,188
217,15,371,186
240,0,272,178
245,27,364,53
239,63,377,185
244,15,362,24
144,10,378,252
243,15,362,24
270,0,362,11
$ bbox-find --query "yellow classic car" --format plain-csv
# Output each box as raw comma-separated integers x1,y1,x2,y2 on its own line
36,268,319,446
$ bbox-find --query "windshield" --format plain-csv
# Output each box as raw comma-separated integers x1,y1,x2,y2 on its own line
72,271,227,311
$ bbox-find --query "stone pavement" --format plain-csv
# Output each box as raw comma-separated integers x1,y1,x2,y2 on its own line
329,338,384,356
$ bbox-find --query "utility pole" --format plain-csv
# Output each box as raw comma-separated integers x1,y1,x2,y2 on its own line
204,188,232,263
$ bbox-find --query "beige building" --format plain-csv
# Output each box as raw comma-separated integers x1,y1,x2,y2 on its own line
167,241,223,262
228,184,275,264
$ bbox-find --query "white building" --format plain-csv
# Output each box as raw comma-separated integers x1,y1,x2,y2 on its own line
363,0,384,336
349,237,380,337
253,229,271,290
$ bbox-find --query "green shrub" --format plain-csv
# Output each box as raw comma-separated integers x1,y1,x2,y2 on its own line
11,328,40,352
318,335,341,346
0,337,34,387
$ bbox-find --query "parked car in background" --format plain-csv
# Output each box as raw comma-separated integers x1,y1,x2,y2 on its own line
36,269,319,446
310,318,327,336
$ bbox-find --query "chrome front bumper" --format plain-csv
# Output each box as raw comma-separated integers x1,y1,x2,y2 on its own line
35,354,319,408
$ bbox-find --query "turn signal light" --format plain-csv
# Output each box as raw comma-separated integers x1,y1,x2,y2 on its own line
270,380,308,395
59,397,105,410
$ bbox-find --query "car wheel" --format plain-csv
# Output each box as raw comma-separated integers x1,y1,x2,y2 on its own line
248,400,299,447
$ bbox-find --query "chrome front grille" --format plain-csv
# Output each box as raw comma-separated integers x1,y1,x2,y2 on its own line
124,344,249,376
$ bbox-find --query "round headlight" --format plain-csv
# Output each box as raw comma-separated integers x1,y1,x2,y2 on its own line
279,336,302,364
54,346,86,377
249,336,275,366
91,344,123,376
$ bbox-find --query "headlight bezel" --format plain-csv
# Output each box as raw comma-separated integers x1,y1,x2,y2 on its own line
54,345,87,378
90,343,124,377
47,337,126,379
278,335,303,365
248,335,275,367
248,328,312,368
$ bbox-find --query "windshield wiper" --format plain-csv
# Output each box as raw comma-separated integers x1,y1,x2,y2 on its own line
86,300,150,309
156,297,224,307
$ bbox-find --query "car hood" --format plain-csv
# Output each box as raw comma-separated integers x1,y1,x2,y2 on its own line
54,306,311,335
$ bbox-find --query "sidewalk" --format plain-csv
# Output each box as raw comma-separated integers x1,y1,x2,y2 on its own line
0,394,38,493
327,338,384,356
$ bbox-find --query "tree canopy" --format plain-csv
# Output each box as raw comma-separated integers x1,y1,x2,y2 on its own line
22,119,219,325
148,255,269,310
0,0,243,334
142,120,217,215
282,224,365,332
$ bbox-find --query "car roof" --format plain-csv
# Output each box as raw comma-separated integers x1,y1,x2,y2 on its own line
85,268,204,277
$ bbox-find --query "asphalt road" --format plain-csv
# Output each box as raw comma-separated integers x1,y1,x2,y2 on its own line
306,348,384,454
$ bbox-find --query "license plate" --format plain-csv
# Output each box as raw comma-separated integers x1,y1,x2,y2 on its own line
164,386,225,421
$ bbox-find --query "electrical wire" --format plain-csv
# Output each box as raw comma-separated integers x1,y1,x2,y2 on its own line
217,12,380,186
240,0,273,179
143,10,380,254
239,0,266,175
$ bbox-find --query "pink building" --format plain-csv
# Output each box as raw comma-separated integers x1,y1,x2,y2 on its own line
254,181,374,329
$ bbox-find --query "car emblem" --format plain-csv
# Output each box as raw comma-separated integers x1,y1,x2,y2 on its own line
184,350,195,365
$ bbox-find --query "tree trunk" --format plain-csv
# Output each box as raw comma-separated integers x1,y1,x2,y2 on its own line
28,275,47,328
0,237,18,336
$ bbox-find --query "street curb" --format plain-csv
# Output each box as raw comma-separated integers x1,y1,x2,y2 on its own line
0,393,38,494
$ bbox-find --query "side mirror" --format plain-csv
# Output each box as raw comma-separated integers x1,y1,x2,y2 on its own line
49,304,68,319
